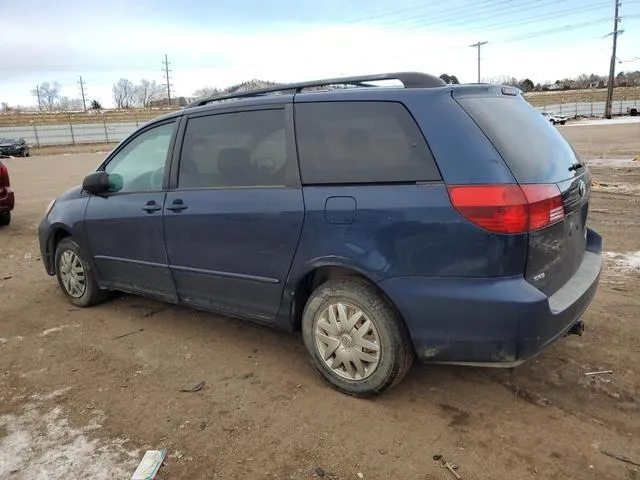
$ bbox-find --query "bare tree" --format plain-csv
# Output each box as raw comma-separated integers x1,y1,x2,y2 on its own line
57,97,85,111
136,79,164,107
193,86,220,98
31,82,61,110
112,78,137,109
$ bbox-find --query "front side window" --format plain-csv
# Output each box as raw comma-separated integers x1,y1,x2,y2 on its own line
178,109,290,189
295,101,440,184
105,122,175,193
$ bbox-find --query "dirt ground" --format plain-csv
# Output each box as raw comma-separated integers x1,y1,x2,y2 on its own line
1,122,639,480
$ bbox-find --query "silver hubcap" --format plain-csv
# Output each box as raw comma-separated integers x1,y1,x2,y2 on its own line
59,250,86,298
314,302,381,381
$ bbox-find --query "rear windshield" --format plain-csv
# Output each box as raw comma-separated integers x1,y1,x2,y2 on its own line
457,97,579,183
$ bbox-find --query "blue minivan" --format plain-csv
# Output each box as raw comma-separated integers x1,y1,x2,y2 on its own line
39,73,602,396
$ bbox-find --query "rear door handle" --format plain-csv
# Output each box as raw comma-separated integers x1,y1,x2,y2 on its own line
142,200,162,213
167,199,188,212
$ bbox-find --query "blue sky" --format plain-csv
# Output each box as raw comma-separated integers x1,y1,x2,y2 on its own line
2,0,639,107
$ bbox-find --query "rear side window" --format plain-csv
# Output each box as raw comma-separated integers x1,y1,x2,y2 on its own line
179,109,294,189
295,101,440,184
457,97,579,183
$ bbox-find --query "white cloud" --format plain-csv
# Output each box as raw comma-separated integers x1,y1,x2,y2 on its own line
0,15,637,107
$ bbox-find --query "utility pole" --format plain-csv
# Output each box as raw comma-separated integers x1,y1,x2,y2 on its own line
605,0,621,119
35,85,42,110
470,41,488,83
78,76,87,111
162,54,173,107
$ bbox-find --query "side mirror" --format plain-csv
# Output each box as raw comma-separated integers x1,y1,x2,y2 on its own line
82,171,110,195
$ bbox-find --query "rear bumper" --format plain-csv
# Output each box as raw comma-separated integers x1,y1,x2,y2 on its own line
378,229,602,365
0,188,15,212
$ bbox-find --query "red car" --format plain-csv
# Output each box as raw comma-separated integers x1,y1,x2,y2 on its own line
0,160,14,226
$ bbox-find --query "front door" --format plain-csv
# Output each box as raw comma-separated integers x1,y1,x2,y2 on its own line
163,107,304,321
84,121,178,301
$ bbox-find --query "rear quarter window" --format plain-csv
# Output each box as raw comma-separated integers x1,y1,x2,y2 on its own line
457,96,580,184
295,101,440,184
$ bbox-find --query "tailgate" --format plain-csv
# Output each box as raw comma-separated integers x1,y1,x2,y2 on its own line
455,92,591,296
526,170,590,295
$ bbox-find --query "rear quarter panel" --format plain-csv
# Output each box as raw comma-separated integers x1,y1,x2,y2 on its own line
288,184,527,284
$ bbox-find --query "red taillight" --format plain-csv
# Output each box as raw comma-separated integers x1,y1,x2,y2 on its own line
520,185,565,230
0,163,9,189
448,184,565,234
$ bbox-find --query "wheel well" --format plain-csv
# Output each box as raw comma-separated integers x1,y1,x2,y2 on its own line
291,266,402,331
48,228,71,273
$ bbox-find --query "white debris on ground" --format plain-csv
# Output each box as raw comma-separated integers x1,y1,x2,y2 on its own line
0,389,138,479
604,251,640,276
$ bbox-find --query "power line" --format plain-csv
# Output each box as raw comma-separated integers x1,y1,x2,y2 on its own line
452,1,612,35
78,76,87,111
498,15,615,42
162,54,173,106
371,0,513,28
605,0,621,119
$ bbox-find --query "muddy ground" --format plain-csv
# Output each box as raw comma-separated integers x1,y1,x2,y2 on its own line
1,123,639,480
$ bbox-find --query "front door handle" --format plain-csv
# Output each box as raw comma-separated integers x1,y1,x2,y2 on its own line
142,200,162,213
167,199,188,212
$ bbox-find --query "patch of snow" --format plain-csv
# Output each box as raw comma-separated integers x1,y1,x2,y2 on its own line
593,182,640,195
0,336,24,345
585,158,639,167
19,368,48,379
30,387,71,401
0,396,138,479
38,324,79,337
566,117,640,127
604,251,640,275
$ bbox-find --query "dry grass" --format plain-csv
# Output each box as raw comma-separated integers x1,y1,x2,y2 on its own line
30,143,118,157
0,108,178,127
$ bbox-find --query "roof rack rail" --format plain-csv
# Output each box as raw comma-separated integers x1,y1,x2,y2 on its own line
186,72,446,108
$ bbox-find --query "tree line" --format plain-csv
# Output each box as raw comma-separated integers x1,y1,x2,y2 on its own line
11,70,638,114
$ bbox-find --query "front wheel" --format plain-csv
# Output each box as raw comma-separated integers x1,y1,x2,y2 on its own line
55,237,110,307
301,278,414,396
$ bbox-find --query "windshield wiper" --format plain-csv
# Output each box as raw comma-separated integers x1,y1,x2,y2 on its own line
568,161,584,172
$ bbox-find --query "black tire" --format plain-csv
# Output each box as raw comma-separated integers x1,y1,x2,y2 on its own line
54,237,110,307
0,211,10,227
20,149,26,157
301,277,414,396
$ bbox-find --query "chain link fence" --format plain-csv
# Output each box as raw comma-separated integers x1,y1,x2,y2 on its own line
0,110,175,148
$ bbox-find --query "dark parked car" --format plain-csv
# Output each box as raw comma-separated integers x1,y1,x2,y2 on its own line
39,73,602,396
0,159,15,226
0,138,29,158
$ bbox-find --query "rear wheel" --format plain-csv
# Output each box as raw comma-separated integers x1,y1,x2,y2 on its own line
55,237,110,307
301,278,414,396
0,212,10,227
